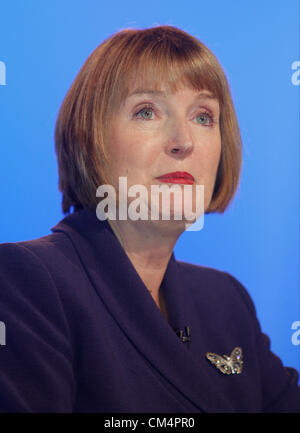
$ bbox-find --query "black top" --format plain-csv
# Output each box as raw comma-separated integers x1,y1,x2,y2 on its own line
0,208,299,412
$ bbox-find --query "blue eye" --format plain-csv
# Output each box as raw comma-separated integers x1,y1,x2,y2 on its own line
134,106,214,125
196,112,213,125
135,106,155,120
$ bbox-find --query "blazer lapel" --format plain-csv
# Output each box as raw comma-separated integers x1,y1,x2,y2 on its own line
51,208,234,413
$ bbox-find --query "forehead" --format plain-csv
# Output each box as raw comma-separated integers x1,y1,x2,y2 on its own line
122,86,219,109
111,62,223,112
110,36,226,110
127,86,216,98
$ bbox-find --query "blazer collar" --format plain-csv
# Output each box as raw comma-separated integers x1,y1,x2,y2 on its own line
51,208,234,413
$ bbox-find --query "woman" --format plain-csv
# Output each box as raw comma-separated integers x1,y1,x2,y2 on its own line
0,25,299,413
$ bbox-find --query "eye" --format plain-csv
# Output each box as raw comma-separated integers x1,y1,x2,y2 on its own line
134,105,155,120
195,111,214,126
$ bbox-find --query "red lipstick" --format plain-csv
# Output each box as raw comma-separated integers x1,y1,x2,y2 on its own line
155,171,195,185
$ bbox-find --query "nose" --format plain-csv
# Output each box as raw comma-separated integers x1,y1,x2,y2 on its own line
165,119,194,159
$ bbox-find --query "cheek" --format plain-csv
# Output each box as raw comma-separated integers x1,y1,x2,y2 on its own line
108,127,158,179
109,126,136,166
197,134,221,176
210,139,222,174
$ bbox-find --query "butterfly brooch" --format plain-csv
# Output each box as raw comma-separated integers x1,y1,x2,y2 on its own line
206,346,243,375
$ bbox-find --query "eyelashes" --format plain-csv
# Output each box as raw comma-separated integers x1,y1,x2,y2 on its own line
195,111,215,126
134,104,156,120
133,103,216,126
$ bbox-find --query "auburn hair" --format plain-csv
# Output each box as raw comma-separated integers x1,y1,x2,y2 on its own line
54,25,242,214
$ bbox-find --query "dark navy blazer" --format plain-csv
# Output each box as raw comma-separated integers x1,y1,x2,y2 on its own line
0,208,299,413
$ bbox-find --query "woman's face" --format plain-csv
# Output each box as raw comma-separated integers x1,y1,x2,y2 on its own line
106,83,221,225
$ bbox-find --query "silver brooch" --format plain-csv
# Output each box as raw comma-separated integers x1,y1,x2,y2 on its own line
206,346,243,375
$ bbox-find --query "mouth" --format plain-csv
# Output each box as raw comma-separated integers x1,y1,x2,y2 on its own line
155,171,195,185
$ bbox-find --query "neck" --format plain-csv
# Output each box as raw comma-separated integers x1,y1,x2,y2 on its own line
107,218,184,309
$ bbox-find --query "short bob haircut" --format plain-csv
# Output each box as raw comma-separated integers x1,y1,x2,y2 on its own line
55,25,242,215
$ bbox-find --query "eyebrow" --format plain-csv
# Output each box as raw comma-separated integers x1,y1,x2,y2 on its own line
127,88,217,100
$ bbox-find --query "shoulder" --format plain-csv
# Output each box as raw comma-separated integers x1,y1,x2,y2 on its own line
0,236,58,289
0,230,76,265
0,231,80,283
176,259,257,317
0,233,76,336
0,231,71,261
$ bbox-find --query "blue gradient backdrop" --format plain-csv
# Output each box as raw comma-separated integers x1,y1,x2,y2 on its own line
0,1,299,375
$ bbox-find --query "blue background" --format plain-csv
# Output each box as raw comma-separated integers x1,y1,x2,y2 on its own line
0,1,299,375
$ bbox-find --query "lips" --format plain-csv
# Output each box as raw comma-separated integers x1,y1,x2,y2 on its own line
155,171,195,185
